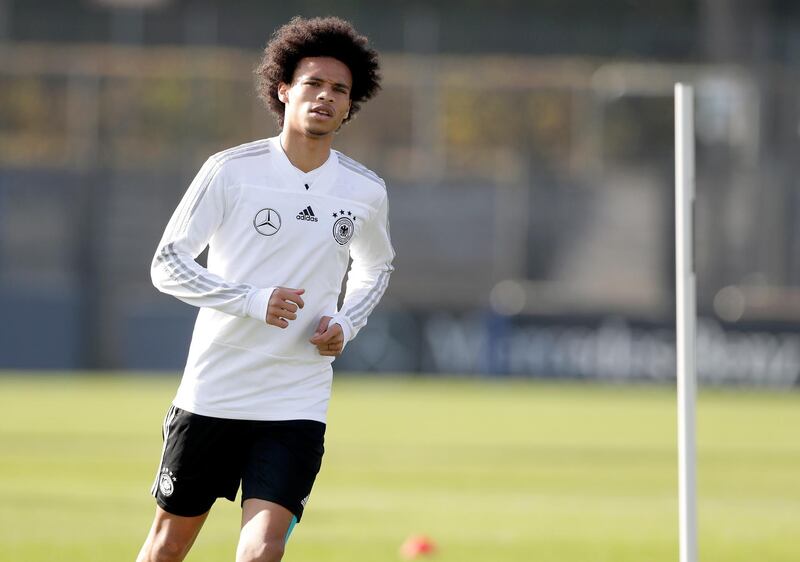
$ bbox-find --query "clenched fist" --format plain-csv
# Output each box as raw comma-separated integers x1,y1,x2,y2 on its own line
309,316,344,357
266,287,305,328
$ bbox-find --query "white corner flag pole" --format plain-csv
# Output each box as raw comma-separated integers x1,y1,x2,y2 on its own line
675,83,697,562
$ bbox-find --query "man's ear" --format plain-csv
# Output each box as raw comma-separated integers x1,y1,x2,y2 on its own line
278,83,289,104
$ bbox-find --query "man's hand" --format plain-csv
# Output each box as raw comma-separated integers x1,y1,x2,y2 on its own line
266,287,305,328
309,316,344,357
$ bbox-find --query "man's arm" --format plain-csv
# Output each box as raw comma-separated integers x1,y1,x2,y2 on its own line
151,156,280,323
326,188,395,348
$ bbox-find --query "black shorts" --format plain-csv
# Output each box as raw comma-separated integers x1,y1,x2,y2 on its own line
150,406,325,520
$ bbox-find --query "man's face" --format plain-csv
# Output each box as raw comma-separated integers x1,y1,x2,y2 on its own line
279,57,353,138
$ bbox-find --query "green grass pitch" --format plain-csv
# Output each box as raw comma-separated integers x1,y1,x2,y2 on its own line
0,374,798,561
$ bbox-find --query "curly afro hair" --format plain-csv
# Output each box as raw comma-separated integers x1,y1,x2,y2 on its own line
255,16,381,128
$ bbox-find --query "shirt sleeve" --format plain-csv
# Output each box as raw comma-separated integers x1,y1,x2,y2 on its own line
330,188,395,343
150,156,273,321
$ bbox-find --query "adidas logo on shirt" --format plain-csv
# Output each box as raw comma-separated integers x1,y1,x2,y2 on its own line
296,206,318,222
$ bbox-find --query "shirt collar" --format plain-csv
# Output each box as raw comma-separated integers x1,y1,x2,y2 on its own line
269,136,338,192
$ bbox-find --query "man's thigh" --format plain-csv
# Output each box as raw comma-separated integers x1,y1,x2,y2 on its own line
151,406,248,517
241,419,326,523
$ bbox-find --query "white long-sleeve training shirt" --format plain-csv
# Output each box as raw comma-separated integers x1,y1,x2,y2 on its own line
151,136,394,422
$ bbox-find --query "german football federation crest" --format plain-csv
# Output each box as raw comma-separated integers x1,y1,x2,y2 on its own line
332,210,356,245
158,468,176,497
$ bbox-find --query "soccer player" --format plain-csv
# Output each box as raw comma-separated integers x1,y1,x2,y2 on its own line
137,16,394,562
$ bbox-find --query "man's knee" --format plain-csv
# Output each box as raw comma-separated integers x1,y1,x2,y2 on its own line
237,537,286,562
140,533,191,562
138,505,208,562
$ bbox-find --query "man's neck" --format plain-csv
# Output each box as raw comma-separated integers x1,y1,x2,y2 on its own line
279,129,333,173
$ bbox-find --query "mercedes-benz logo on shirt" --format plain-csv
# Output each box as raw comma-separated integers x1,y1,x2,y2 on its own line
253,208,281,236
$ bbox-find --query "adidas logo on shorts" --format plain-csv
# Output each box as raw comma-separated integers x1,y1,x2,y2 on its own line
296,206,318,222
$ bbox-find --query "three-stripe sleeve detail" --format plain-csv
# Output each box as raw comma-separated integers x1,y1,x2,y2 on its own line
155,243,250,301
167,142,271,241
334,155,394,333
335,152,385,188
345,268,392,328
156,142,271,308
338,159,385,188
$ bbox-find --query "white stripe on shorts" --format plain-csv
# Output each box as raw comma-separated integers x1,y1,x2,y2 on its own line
150,405,178,496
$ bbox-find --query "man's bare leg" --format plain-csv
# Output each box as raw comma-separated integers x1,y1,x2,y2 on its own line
137,506,209,562
236,499,295,562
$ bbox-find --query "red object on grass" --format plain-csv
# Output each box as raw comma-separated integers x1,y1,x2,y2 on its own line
399,535,437,559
